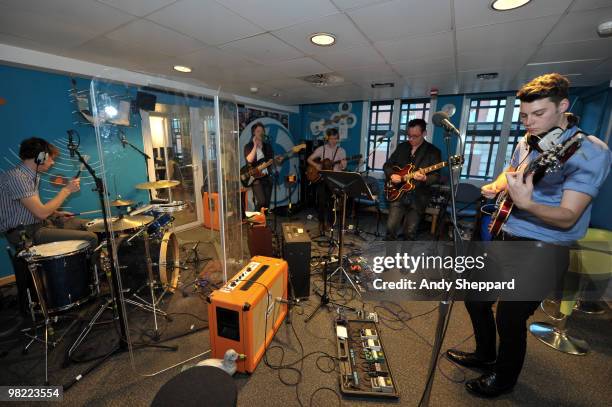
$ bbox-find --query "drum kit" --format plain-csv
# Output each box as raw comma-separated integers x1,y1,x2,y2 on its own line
16,179,186,383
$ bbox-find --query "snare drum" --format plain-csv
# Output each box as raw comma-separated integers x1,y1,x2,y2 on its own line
151,201,187,213
116,231,180,292
18,240,94,313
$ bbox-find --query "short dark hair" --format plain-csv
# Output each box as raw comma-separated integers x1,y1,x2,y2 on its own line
517,73,570,104
325,128,339,138
251,122,265,138
408,118,427,133
19,137,59,160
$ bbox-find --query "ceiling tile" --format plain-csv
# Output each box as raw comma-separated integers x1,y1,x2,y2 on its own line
517,59,606,80
261,77,312,90
68,36,170,70
217,0,338,31
532,38,612,63
457,15,560,53
545,6,612,44
105,19,206,56
375,31,453,63
571,0,612,12
167,46,250,71
0,32,64,55
275,57,332,77
314,45,385,70
272,13,369,54
332,0,393,11
96,0,176,17
392,56,455,77
337,64,398,83
220,33,304,64
458,46,535,71
0,0,135,34
589,58,612,75
147,0,263,46
0,4,106,48
348,0,452,42
454,0,571,30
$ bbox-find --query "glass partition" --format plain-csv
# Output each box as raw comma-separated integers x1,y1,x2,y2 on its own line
87,71,245,375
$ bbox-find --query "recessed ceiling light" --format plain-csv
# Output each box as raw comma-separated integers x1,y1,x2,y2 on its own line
173,65,192,73
491,0,531,11
310,33,336,47
272,92,281,97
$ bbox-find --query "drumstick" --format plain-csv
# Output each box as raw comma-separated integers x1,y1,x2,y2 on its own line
72,209,102,216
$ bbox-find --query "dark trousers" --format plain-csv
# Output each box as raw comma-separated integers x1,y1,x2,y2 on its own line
464,238,569,384
251,176,272,211
316,181,334,226
385,197,423,241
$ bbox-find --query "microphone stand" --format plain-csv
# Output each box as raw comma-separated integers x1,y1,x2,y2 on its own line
418,129,462,406
64,146,176,391
122,134,153,201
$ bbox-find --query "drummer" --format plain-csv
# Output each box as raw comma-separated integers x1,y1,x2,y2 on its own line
0,137,98,249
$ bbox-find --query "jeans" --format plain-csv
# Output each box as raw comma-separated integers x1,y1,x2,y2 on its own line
251,176,272,211
385,196,423,241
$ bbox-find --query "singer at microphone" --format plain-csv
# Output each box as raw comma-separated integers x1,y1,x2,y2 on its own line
382,119,441,241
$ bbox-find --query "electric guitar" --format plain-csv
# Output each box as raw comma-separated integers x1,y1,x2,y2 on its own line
384,155,463,202
240,144,306,188
488,132,584,236
306,154,363,183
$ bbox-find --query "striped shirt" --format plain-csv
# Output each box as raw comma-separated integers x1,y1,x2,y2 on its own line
0,163,41,233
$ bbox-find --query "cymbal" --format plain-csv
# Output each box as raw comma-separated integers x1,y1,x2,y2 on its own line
86,215,153,233
135,180,180,190
110,199,135,207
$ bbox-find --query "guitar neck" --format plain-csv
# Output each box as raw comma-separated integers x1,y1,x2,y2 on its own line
417,161,447,174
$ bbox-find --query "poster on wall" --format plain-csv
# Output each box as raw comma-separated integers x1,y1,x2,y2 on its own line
238,104,297,211
308,102,357,140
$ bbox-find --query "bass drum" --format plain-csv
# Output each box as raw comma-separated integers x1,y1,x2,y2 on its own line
115,231,180,293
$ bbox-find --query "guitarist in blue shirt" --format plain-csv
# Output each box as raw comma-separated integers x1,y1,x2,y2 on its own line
244,122,274,212
446,73,611,397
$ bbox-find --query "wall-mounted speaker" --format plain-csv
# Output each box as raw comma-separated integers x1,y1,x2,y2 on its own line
135,91,157,111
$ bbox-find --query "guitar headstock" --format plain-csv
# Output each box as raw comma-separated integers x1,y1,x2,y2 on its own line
292,143,306,153
528,132,584,176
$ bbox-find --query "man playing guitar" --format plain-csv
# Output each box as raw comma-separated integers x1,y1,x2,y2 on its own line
244,122,274,211
446,73,611,397
383,118,441,240
307,128,347,235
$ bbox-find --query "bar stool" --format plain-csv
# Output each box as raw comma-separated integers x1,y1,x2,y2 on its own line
529,228,612,355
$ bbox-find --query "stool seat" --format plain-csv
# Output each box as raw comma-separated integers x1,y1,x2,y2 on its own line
152,366,237,407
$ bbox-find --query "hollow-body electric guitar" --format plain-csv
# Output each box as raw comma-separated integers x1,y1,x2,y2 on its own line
305,154,362,183
488,132,584,235
384,155,463,201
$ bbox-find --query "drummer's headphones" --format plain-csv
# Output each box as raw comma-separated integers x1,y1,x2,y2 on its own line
34,142,50,165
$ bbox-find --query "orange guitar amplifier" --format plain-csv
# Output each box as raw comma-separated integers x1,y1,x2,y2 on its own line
207,256,288,373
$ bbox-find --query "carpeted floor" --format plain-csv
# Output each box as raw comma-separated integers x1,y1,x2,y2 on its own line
0,210,610,407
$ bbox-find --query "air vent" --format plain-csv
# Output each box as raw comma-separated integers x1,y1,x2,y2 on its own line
476,72,499,80
301,73,345,87
371,82,395,88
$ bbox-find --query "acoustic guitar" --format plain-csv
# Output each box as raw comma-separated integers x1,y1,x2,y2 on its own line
306,154,362,183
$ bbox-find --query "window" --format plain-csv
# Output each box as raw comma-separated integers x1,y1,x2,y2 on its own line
504,99,525,167
460,97,508,181
398,100,430,142
367,101,394,171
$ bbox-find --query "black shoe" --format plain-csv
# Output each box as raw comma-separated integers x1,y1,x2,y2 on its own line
446,349,495,369
465,372,515,398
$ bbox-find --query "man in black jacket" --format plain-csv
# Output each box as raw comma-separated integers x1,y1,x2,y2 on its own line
383,118,441,240
244,122,274,211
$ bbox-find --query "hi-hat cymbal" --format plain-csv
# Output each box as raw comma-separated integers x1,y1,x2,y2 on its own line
135,180,181,190
86,215,153,232
110,199,135,207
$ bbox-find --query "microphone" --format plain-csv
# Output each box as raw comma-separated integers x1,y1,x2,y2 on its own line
376,130,394,142
67,130,75,157
432,111,460,136
275,297,300,305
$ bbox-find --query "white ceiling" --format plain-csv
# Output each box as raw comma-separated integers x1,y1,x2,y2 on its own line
0,0,611,106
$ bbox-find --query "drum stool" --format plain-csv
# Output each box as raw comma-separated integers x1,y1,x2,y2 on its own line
529,228,611,355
